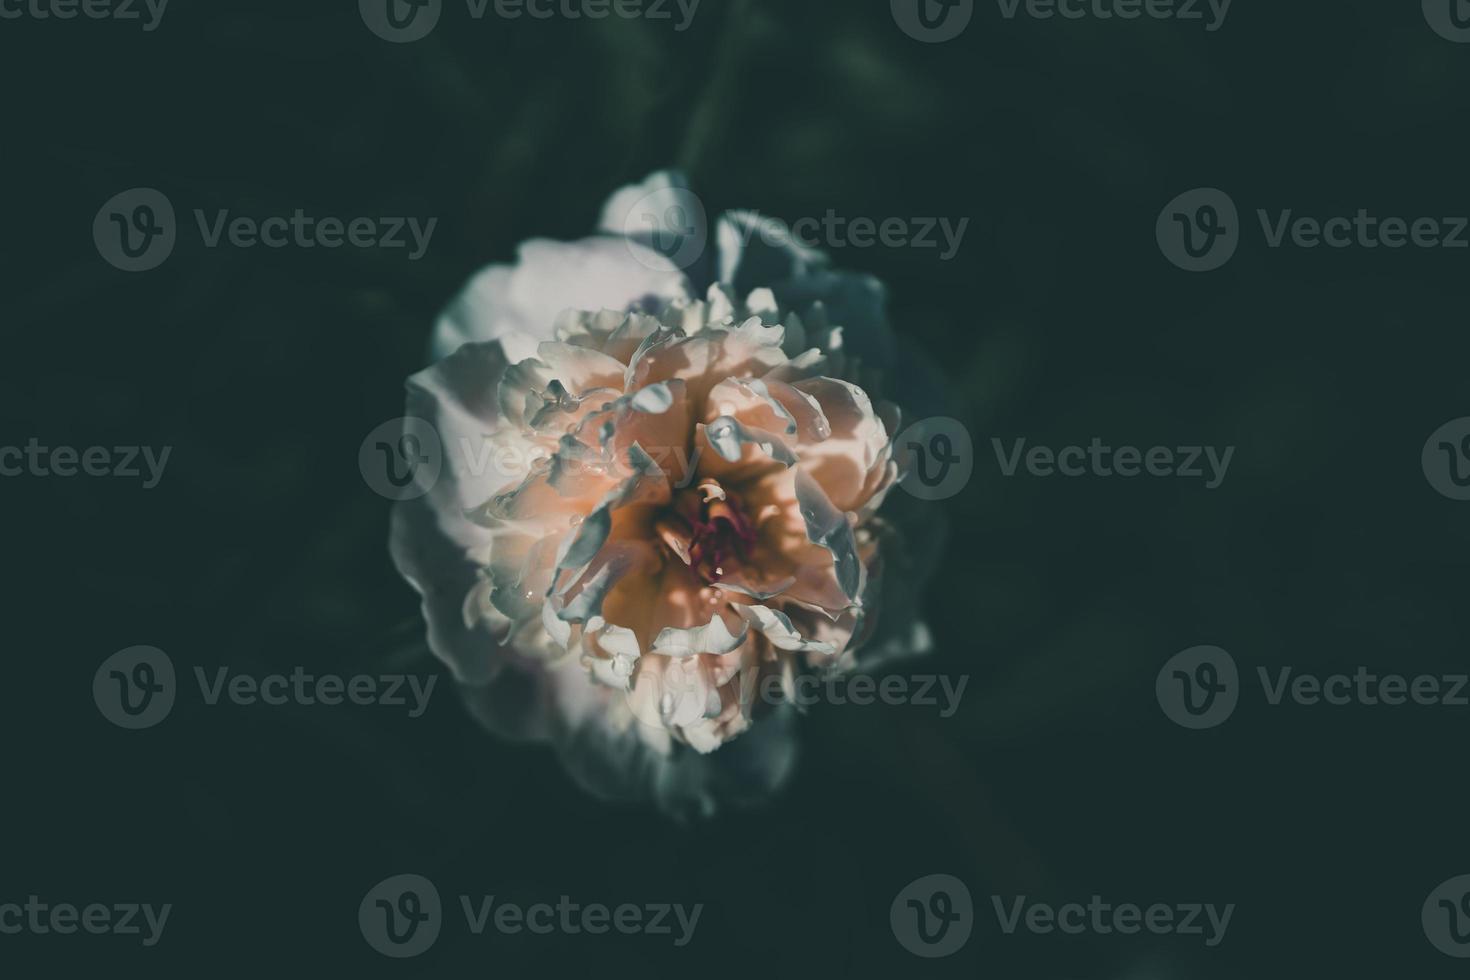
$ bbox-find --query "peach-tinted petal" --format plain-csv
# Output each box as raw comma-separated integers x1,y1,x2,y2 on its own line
792,376,891,513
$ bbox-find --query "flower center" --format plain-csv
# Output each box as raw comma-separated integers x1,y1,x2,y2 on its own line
655,479,757,584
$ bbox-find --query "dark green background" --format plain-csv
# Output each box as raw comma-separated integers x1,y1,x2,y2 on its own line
3,0,1468,975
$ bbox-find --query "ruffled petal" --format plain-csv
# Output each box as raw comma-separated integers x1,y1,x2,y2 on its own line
431,238,692,363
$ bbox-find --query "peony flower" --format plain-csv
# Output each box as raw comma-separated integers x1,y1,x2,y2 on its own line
391,172,942,817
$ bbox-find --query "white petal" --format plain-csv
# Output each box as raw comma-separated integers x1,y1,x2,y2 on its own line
389,341,516,684
736,605,837,655
431,237,691,363
652,614,749,658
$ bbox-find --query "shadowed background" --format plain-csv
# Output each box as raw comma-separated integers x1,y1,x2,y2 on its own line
2,0,1469,975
